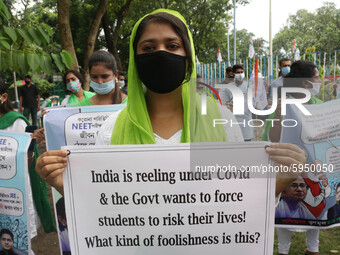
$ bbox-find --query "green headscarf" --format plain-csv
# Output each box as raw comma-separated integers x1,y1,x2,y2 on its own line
111,9,226,144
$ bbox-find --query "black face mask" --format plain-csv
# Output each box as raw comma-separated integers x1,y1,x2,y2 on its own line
135,51,187,94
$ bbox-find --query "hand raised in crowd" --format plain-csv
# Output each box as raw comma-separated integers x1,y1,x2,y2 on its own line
32,128,46,144
41,109,49,117
265,143,306,196
225,99,233,112
36,150,68,195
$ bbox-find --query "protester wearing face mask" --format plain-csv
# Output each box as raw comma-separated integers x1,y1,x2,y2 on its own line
262,60,323,255
73,50,127,106
221,64,253,141
36,9,306,206
263,60,323,143
61,70,95,106
268,58,291,101
0,77,56,237
19,75,40,126
222,66,234,84
117,71,126,88
118,71,128,95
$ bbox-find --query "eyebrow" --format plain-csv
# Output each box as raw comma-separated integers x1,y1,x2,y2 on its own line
139,37,181,45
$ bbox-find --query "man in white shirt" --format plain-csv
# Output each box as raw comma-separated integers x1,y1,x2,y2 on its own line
219,64,253,141
222,66,235,84
268,58,291,101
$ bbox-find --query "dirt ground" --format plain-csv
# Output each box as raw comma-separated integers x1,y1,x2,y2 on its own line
31,186,60,255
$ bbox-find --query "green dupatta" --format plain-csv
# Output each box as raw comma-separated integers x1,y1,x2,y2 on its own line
111,9,227,144
0,111,56,232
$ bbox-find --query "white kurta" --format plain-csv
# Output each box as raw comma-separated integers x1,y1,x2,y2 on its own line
218,81,254,140
96,105,244,145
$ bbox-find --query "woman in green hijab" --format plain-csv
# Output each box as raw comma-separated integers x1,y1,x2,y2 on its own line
60,69,95,106
36,9,306,196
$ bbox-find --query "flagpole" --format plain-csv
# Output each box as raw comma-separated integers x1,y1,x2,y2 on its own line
269,0,273,83
233,0,236,63
227,29,230,66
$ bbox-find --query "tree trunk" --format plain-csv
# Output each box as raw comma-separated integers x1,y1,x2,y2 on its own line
83,0,108,91
102,0,133,72
57,0,79,70
102,12,114,54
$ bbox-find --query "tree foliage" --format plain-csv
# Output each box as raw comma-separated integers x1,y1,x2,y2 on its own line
0,0,74,75
219,29,267,63
273,2,340,55
101,0,252,70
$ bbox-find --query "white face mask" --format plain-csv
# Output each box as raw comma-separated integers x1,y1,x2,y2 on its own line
234,73,244,81
118,80,125,88
307,80,321,96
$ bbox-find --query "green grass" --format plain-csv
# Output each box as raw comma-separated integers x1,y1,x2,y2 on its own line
273,228,340,254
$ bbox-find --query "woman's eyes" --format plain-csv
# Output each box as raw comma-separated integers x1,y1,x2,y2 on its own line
91,75,110,79
66,78,76,83
141,43,181,52
142,45,155,51
168,44,180,49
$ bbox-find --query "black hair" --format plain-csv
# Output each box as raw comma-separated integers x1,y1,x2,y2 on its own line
0,77,14,114
279,58,291,66
133,12,193,82
56,197,66,220
0,229,14,241
232,64,244,73
89,50,122,104
89,50,117,74
63,70,85,91
42,92,50,99
118,70,127,83
283,60,317,88
336,182,340,191
118,70,125,77
24,75,31,79
226,66,233,73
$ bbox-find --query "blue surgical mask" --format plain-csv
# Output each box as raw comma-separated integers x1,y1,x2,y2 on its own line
90,79,115,95
281,66,290,75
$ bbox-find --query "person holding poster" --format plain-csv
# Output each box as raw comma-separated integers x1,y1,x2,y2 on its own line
61,70,95,106
36,10,306,203
0,78,28,132
261,61,323,255
74,51,128,107
263,60,323,143
0,78,56,235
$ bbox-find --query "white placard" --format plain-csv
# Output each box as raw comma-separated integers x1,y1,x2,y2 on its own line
63,143,275,255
